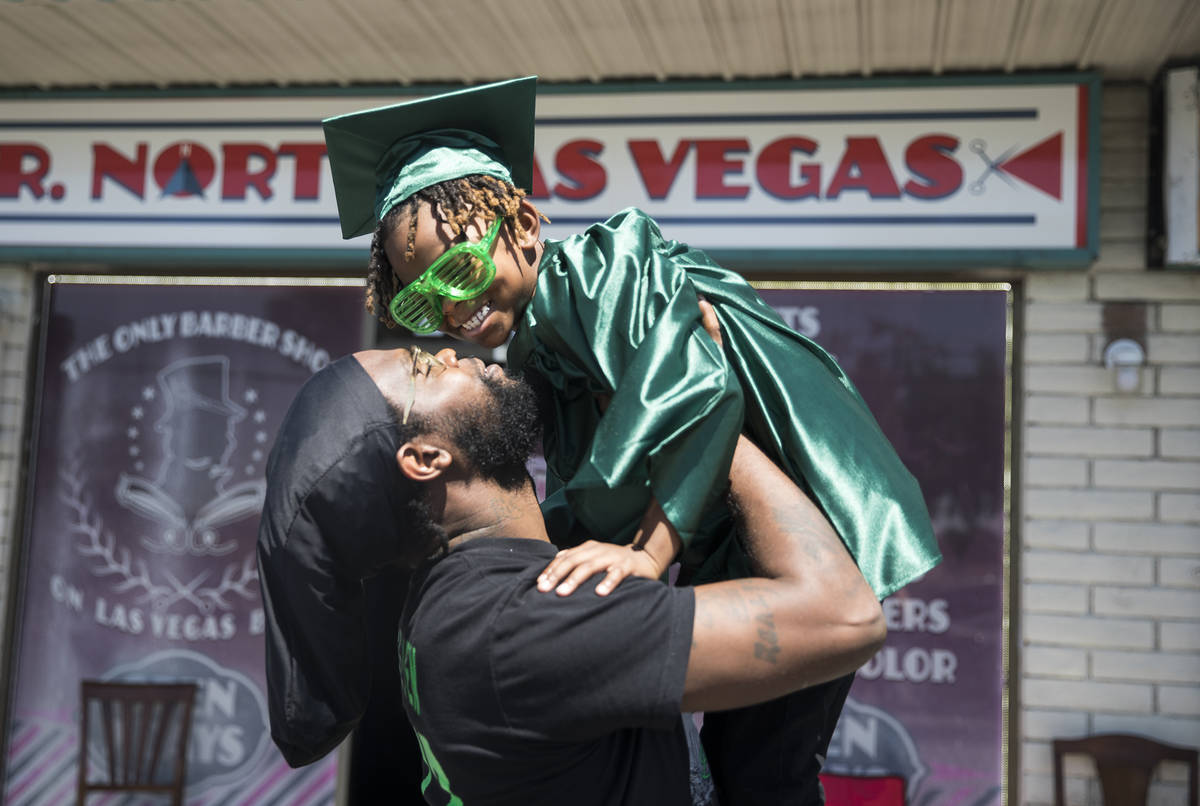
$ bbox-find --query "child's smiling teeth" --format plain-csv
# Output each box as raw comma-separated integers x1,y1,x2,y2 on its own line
462,302,492,332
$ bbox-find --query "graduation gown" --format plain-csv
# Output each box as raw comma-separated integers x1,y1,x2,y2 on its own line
509,208,940,597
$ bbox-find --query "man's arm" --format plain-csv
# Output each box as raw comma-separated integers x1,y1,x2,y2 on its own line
682,435,885,712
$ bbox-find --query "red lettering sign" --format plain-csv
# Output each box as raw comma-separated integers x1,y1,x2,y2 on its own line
153,142,216,198
222,143,277,201
903,135,962,200
694,139,751,199
826,137,901,199
278,142,326,201
628,139,691,200
92,142,147,199
756,137,821,200
552,139,606,201
529,153,550,200
0,143,53,199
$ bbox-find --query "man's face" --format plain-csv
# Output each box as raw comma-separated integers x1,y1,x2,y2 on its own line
384,202,537,350
381,347,540,487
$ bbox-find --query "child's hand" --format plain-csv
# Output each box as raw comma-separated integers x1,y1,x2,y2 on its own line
537,541,666,597
698,297,723,349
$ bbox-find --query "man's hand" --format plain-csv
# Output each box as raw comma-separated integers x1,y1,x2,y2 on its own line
537,540,666,596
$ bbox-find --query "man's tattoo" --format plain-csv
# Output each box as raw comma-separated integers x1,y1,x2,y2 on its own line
768,503,830,564
753,613,780,664
492,493,524,521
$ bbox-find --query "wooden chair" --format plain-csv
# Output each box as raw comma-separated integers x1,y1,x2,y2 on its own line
1053,733,1199,806
76,680,197,806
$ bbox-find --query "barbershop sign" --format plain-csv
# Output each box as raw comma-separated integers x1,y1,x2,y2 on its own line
3,279,362,806
0,76,1098,261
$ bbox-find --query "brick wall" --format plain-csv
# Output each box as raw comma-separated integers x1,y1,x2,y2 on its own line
0,267,33,629
1020,84,1200,805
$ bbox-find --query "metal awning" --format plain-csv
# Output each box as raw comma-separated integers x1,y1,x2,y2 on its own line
1,0,1197,91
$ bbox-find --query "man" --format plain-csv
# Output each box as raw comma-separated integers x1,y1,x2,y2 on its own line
257,342,885,804
324,80,936,804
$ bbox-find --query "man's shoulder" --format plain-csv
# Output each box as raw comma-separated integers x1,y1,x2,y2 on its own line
488,573,695,743
403,540,555,686
492,572,695,667
418,538,554,595
414,539,694,646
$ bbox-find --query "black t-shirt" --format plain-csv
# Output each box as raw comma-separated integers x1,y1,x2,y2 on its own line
398,537,697,805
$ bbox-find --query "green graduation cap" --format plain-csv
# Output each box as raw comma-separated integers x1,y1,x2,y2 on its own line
323,76,537,240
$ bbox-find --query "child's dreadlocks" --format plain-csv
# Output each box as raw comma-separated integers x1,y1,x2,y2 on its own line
365,174,540,327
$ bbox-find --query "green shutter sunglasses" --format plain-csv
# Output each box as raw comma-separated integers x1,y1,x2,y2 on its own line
388,217,503,334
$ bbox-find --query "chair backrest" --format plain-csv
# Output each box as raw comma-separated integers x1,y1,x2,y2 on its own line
77,679,197,806
1053,733,1199,806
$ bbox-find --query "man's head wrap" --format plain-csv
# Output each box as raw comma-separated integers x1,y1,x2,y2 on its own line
256,355,409,766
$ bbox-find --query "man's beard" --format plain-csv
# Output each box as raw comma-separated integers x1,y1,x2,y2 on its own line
446,371,540,490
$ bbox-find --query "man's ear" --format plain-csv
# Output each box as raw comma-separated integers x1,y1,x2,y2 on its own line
396,440,453,482
513,197,542,248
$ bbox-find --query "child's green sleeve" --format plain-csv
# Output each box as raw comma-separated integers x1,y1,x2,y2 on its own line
511,209,743,563
514,208,942,597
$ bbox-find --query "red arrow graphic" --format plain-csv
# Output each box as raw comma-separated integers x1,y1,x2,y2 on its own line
997,132,1062,200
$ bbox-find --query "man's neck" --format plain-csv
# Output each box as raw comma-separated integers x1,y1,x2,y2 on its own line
443,478,551,550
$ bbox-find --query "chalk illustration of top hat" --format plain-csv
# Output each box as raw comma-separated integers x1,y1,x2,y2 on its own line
116,355,262,556
157,356,246,420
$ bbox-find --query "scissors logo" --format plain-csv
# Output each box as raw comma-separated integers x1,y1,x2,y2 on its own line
968,132,1064,199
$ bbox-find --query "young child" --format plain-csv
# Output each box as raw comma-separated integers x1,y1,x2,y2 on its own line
324,76,940,805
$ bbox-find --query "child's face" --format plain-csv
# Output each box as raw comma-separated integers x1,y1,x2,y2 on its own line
385,201,540,349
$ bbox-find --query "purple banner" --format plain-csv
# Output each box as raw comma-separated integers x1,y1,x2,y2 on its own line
3,279,364,806
760,286,1010,806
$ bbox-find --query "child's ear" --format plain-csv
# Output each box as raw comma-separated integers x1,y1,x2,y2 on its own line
396,440,453,482
513,198,543,248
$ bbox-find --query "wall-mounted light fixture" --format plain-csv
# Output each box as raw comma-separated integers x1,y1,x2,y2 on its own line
1101,302,1148,394
1103,338,1146,393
